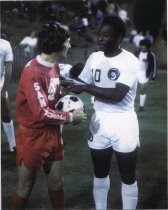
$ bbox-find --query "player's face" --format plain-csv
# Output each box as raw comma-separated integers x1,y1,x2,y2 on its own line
59,38,71,57
139,45,147,52
98,25,122,55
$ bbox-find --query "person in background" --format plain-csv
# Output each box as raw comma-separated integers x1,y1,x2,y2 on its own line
59,63,72,78
20,30,38,62
137,38,157,112
129,29,137,43
144,30,154,45
0,34,16,153
133,31,144,48
106,0,118,16
118,8,129,23
64,15,140,210
11,21,86,209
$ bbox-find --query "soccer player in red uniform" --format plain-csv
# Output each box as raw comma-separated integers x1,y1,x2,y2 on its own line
11,21,87,210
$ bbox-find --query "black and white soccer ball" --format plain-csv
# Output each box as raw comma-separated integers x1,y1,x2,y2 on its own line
55,95,85,112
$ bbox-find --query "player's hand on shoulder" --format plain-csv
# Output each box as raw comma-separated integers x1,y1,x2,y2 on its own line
72,108,87,124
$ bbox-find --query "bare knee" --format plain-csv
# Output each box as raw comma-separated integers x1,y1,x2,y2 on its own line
48,175,63,191
17,163,37,198
47,160,63,191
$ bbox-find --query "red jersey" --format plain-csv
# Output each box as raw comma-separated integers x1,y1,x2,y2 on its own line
16,55,71,128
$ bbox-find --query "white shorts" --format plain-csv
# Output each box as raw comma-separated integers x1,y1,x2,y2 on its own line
138,70,149,84
88,111,140,153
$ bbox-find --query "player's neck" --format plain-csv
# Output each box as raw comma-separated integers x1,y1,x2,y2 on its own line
40,52,59,63
104,47,122,57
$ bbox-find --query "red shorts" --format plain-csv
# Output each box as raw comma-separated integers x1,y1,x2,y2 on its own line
16,125,64,171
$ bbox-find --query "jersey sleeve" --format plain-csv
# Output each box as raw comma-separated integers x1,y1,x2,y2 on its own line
117,56,139,87
17,71,71,126
78,54,94,84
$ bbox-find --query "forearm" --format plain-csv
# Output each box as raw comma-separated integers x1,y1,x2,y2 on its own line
63,80,130,102
84,83,129,102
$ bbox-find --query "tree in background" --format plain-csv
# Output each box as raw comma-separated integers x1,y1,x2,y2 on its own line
133,0,166,68
133,0,165,41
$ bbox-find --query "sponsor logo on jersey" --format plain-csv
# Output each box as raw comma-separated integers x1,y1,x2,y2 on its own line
44,108,66,120
34,82,47,107
107,68,120,80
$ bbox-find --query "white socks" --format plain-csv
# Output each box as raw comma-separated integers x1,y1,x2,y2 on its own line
121,181,138,209
93,177,138,210
140,94,147,107
93,176,110,210
2,120,16,152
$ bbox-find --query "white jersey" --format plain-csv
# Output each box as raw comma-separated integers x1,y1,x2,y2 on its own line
79,49,139,112
138,51,149,84
0,38,13,82
139,51,148,72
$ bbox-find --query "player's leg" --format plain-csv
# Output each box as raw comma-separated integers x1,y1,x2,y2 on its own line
44,160,64,210
11,162,37,209
115,149,138,210
90,147,113,210
1,94,16,152
139,83,147,111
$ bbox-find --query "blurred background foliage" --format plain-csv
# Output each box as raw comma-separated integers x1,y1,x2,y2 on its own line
1,0,167,68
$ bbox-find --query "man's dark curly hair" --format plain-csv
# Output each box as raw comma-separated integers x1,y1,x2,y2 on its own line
102,15,126,39
37,21,70,54
139,39,152,49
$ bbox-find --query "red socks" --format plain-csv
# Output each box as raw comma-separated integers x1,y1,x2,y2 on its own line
48,188,65,210
11,192,27,209
11,189,65,209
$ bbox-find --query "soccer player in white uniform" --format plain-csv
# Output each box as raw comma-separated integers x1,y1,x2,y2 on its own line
137,39,156,111
65,15,140,210
0,37,16,153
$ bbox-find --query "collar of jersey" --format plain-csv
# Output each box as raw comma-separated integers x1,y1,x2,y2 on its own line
36,55,55,68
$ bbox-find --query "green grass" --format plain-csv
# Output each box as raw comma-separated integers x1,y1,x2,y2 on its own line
1,71,167,209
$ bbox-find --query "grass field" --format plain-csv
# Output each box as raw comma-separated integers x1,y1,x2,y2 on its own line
1,70,167,209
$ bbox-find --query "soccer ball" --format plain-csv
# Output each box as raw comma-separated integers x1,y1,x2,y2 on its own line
55,95,85,112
